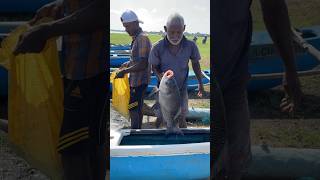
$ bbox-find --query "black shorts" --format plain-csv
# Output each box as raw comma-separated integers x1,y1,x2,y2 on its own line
57,72,107,155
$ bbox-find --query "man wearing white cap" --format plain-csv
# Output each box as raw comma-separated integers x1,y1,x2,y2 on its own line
115,10,152,129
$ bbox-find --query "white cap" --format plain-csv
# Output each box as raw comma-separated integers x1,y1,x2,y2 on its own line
120,10,143,24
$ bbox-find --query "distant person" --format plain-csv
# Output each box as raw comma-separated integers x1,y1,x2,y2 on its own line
212,0,302,179
193,35,198,42
149,13,204,128
202,35,207,44
115,10,152,129
13,0,108,179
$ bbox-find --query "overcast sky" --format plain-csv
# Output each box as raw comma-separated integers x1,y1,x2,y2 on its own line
110,0,210,34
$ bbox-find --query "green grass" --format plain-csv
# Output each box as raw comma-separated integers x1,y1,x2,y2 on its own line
251,119,320,148
251,0,320,31
110,33,210,70
110,0,320,71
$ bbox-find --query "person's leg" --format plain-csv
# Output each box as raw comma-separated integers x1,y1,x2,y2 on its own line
223,82,251,180
58,78,93,180
94,76,108,180
179,88,188,128
152,101,163,128
212,80,228,180
129,86,141,129
152,89,163,128
90,144,107,180
138,84,147,128
129,85,146,129
85,73,108,180
61,152,92,180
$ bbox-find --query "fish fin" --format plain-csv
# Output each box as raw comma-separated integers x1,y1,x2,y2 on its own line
165,127,184,136
151,102,162,117
147,87,159,98
173,108,181,122
173,127,184,136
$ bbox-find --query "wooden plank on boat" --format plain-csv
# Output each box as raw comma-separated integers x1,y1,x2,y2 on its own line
292,27,320,62
251,68,320,80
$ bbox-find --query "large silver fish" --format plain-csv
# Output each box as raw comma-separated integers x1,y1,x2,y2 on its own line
153,70,183,135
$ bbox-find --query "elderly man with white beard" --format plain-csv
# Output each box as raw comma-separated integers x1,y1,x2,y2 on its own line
149,13,205,129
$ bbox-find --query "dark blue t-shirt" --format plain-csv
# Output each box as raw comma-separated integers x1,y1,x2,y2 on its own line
149,36,201,90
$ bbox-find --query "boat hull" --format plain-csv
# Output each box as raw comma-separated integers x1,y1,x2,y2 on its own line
111,154,209,180
110,128,210,180
247,27,320,91
0,0,54,13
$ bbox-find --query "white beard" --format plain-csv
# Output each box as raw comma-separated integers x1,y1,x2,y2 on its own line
167,35,183,45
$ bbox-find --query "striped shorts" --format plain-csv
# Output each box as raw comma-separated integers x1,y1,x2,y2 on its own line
57,73,107,154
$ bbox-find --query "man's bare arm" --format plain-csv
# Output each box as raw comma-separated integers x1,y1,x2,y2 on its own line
43,0,106,37
191,60,204,97
260,0,302,113
151,65,163,81
121,60,148,74
14,0,106,54
260,0,297,74
191,61,203,88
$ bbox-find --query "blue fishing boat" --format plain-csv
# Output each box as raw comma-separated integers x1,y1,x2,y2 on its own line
110,128,210,180
110,56,130,67
247,26,320,91
110,44,131,51
0,0,54,13
147,70,211,92
109,26,320,91
1,27,320,96
109,70,211,93
110,50,130,56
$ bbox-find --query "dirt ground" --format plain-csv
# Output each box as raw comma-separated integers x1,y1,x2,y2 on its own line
249,74,320,148
0,130,49,180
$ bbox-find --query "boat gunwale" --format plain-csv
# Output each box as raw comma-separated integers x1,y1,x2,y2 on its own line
110,128,210,157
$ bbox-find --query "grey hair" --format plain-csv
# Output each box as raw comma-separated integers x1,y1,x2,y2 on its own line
166,13,185,28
